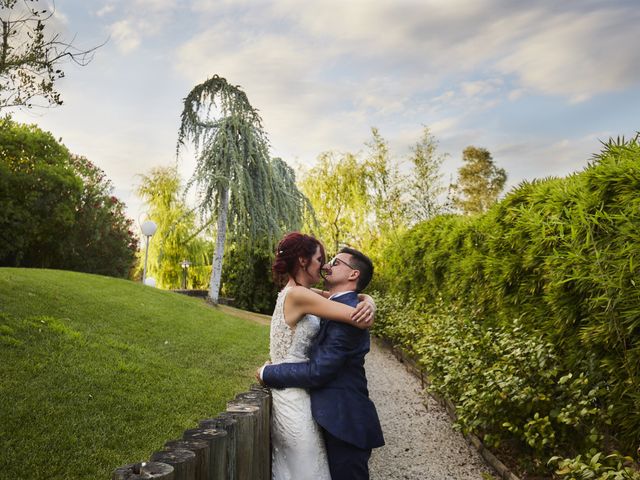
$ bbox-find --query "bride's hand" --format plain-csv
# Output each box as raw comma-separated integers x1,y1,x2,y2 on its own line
351,295,376,327
255,360,271,385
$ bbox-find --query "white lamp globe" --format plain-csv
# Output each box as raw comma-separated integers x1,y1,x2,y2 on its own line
141,220,157,237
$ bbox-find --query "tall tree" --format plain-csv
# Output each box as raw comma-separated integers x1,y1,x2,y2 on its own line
136,166,210,289
0,0,100,109
408,126,447,222
364,127,408,236
300,151,369,253
360,128,410,271
451,146,507,215
177,75,310,303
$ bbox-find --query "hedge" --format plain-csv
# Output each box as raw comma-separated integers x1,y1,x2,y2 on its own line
379,135,640,454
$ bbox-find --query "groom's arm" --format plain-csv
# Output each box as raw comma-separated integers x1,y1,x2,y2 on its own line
262,322,364,389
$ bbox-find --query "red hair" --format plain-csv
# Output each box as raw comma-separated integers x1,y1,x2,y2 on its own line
272,232,325,286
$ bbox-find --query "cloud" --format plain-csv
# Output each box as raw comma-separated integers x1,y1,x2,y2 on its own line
106,0,178,53
110,19,141,53
96,4,115,17
497,7,640,101
172,0,640,164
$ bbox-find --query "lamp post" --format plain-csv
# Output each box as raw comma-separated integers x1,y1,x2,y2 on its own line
141,220,157,285
180,259,191,290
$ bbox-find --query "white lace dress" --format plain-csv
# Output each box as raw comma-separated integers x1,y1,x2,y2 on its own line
269,287,331,480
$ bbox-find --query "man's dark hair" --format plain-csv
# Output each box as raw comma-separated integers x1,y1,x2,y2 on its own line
339,247,374,292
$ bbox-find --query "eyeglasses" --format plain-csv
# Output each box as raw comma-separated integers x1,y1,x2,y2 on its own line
328,256,356,270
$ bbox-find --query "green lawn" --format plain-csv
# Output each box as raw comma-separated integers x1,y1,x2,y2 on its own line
0,268,269,480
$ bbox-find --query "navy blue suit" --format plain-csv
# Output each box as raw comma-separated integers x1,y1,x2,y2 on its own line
262,291,384,479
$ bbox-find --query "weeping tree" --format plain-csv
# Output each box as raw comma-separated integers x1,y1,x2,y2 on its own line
176,75,311,303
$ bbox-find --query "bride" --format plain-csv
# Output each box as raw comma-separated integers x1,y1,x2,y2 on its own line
265,232,375,480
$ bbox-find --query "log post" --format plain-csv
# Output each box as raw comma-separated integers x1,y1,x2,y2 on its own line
183,428,228,480
163,440,208,480
235,391,270,480
226,403,259,480
112,461,175,480
199,415,237,480
151,449,196,480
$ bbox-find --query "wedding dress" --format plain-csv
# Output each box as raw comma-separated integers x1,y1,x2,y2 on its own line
269,287,331,480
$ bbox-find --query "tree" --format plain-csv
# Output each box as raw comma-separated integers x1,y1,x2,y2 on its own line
299,129,413,259
359,128,412,272
60,155,137,277
0,117,136,275
176,75,311,303
0,0,100,109
299,151,369,253
408,126,448,222
451,146,507,215
136,166,211,289
0,116,82,266
364,127,408,235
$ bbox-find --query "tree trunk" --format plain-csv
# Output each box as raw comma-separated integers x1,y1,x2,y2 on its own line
208,185,229,303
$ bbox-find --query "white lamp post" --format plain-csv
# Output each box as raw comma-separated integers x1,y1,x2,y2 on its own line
180,259,191,289
141,220,157,285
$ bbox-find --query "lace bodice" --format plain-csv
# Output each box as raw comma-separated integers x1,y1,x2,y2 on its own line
270,287,321,364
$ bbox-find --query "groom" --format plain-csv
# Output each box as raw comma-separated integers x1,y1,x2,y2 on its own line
260,247,384,480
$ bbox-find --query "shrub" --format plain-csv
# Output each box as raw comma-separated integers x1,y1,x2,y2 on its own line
372,295,609,473
379,136,640,452
0,117,137,277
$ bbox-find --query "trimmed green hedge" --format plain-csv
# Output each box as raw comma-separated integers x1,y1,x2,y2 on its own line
379,136,640,453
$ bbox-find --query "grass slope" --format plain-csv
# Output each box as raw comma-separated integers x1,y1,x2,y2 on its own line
0,268,269,480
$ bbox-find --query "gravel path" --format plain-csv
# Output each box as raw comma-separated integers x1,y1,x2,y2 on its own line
367,338,493,480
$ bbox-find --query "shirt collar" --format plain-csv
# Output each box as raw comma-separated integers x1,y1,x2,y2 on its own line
329,290,356,300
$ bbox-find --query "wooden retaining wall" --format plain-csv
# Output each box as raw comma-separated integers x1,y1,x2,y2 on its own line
112,385,271,480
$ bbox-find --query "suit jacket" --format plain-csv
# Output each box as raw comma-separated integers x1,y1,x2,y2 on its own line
262,291,385,450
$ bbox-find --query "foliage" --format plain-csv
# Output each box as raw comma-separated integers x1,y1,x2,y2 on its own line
378,135,640,459
371,293,618,475
300,151,369,252
0,117,136,276
135,166,211,289
364,127,408,236
451,146,507,214
0,267,269,480
59,155,138,277
549,450,640,479
0,0,99,109
361,127,410,271
0,116,82,266
408,126,448,222
299,126,446,271
177,75,311,302
220,241,278,314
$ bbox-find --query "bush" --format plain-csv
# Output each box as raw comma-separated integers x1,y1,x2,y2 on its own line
549,450,640,479
373,137,640,477
0,117,137,276
220,242,277,314
372,294,609,473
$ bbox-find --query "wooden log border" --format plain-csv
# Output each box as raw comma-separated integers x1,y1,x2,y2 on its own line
112,385,271,480
373,335,521,480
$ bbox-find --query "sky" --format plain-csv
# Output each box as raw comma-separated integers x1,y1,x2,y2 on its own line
9,0,640,222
